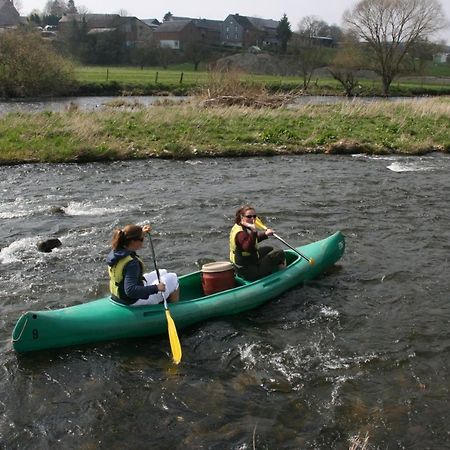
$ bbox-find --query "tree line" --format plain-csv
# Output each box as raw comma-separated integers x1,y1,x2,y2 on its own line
277,0,447,96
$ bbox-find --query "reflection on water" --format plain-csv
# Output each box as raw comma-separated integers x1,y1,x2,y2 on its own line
1,154,449,448
0,95,187,114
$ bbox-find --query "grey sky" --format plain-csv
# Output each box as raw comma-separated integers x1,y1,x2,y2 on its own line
17,0,450,43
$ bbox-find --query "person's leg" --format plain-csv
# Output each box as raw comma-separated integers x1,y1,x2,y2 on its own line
237,265,259,281
161,272,179,303
257,246,273,258
135,270,179,305
258,249,286,278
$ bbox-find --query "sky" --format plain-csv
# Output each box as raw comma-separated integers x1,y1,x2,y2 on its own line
15,0,450,43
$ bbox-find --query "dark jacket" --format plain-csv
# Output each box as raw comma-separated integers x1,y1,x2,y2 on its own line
107,248,158,304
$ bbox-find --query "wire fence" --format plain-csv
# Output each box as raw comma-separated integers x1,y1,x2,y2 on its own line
75,66,450,94
76,67,209,85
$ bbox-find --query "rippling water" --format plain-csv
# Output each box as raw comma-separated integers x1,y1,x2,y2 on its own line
1,154,449,449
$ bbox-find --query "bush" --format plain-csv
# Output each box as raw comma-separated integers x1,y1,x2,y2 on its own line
0,30,77,98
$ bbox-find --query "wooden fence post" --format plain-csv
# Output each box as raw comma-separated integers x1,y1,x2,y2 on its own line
155,71,159,83
106,68,109,81
179,72,184,84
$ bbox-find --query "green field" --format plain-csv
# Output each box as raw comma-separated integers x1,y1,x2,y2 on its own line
74,65,317,87
74,63,450,97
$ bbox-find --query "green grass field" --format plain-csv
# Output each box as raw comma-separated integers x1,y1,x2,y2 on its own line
74,65,319,87
74,63,450,97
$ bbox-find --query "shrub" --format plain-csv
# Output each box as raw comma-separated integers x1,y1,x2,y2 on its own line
0,30,77,98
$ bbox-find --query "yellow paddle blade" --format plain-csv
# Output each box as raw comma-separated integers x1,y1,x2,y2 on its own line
255,217,267,230
165,310,182,364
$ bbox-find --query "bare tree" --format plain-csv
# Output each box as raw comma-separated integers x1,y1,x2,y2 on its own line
44,0,66,17
344,0,446,96
293,16,328,90
184,39,210,71
404,39,445,73
329,31,366,96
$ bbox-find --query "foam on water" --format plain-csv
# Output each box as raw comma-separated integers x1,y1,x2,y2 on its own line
352,154,439,173
0,237,42,264
0,197,47,219
352,154,399,161
62,201,127,216
387,161,435,172
319,305,340,319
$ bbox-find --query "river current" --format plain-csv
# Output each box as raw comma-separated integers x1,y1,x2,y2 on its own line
0,154,449,449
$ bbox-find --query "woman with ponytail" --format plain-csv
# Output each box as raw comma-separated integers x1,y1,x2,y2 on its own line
107,224,179,306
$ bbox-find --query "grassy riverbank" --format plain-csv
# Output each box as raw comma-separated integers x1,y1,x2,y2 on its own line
0,97,449,165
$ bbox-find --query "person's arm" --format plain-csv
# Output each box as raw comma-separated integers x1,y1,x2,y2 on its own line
256,230,269,243
236,229,260,252
123,259,160,300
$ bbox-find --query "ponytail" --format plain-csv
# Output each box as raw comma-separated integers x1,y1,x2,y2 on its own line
111,224,143,250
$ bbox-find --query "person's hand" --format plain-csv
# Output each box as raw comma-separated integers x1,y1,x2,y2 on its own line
244,222,257,232
157,282,166,292
265,228,274,236
142,224,152,234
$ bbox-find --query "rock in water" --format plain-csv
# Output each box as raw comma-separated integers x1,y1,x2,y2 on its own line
37,238,62,253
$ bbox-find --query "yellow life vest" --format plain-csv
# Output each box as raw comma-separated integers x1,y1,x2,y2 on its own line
229,223,259,267
108,254,145,302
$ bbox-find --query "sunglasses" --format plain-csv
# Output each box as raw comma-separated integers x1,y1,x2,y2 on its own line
134,237,144,242
244,214,257,219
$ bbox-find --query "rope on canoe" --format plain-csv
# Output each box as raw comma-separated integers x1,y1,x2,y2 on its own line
12,317,28,342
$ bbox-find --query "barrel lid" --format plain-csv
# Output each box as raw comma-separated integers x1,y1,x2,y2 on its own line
201,261,234,273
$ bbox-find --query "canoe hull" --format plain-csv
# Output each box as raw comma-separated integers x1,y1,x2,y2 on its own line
12,231,345,353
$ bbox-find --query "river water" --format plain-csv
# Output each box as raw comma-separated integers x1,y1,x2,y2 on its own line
0,95,411,115
0,154,449,449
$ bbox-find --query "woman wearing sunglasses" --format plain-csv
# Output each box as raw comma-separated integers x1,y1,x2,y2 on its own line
229,206,286,281
107,224,179,306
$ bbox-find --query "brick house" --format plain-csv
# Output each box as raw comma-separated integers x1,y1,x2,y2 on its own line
153,19,201,50
221,14,279,48
192,18,222,46
0,0,21,29
154,16,223,49
59,13,153,47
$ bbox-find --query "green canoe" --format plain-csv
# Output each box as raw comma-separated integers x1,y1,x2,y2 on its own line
12,231,345,353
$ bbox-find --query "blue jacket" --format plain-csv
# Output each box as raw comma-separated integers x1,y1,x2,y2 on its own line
107,248,158,304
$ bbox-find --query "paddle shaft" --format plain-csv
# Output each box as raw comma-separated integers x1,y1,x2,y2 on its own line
146,232,165,305
255,217,313,264
147,233,161,280
146,232,182,364
272,233,311,263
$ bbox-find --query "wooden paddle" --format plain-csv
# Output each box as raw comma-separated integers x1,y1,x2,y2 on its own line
255,217,315,265
146,232,182,364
